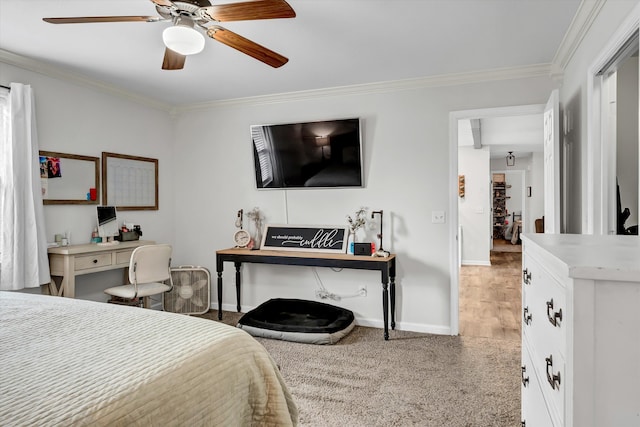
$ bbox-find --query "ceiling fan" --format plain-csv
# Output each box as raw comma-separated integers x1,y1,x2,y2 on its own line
42,0,296,70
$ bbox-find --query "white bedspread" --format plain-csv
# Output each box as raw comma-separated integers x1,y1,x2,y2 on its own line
0,292,297,426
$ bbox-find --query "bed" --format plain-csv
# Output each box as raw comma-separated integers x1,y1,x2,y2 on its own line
303,164,361,187
0,291,298,426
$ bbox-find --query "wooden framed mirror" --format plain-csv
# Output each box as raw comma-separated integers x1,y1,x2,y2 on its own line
39,151,100,205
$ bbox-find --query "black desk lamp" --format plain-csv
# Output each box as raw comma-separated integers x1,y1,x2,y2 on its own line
371,210,389,257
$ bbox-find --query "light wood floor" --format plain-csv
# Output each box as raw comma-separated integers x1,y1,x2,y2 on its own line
459,249,522,341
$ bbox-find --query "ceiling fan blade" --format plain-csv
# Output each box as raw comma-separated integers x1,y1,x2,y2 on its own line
43,16,160,24
207,26,288,68
149,0,174,7
202,0,295,22
162,48,186,70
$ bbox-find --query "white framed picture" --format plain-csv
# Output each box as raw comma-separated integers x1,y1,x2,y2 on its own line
260,224,349,253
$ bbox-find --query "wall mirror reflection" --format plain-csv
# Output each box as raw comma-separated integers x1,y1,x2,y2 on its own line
39,151,100,205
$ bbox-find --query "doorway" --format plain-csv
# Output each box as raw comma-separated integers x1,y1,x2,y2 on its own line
587,14,640,235
449,104,545,336
600,39,639,235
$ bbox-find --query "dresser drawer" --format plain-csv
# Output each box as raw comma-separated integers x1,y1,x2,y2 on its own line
115,249,134,266
533,349,565,425
522,255,567,359
74,253,113,271
522,344,557,427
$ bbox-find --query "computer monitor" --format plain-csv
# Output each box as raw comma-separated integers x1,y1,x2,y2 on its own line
97,206,119,242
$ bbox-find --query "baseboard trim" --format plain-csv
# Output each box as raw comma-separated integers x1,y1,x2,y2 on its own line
214,302,451,335
461,260,491,266
217,302,253,315
356,318,451,335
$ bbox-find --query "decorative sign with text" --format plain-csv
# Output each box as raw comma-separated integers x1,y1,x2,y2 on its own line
260,224,349,253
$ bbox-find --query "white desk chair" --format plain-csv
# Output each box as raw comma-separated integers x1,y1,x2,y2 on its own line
104,244,173,308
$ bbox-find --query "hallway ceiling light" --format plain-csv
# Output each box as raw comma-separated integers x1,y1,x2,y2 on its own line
506,151,515,167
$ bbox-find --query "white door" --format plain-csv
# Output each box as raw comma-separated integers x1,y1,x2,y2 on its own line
543,89,561,233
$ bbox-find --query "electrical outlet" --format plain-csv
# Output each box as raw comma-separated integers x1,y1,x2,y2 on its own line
358,285,367,296
431,211,446,224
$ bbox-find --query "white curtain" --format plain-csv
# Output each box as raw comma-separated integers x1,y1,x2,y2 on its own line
0,83,50,290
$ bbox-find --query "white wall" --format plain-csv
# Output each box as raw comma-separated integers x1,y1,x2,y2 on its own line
173,75,554,334
529,152,545,232
458,146,490,265
0,62,175,301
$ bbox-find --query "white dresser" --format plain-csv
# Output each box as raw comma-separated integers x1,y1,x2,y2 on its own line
521,234,640,427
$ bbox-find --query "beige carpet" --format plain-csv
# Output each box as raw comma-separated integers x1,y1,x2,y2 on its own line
199,310,521,426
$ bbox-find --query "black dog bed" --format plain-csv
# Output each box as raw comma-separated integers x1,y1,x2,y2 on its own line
237,298,355,344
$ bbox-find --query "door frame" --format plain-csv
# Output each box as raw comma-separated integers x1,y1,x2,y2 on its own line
586,5,640,235
449,104,544,335
544,89,561,233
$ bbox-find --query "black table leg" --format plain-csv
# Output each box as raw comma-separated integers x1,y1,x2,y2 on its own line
390,275,396,330
217,271,223,320
382,281,389,340
234,262,242,312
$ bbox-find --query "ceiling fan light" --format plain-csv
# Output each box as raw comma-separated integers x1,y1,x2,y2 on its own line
162,26,205,56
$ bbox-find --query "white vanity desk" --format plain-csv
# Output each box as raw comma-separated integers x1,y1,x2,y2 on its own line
47,240,155,298
521,233,640,427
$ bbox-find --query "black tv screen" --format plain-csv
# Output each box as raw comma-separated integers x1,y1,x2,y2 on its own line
251,118,363,189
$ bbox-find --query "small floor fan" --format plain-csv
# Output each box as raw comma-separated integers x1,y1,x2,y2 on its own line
163,266,211,315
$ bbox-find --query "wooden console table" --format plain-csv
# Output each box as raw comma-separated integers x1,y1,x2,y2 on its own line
216,248,397,340
47,240,155,298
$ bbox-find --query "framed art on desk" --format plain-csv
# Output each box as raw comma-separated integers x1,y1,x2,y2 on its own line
260,224,349,253
102,152,158,211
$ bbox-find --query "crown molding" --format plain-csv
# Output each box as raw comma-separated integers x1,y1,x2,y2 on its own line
0,49,172,112
550,0,607,79
176,63,553,113
1,47,552,115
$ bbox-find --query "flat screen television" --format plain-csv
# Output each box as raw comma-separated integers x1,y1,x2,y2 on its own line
251,118,363,189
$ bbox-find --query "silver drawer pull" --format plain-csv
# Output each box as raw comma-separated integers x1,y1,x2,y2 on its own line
545,355,561,390
521,366,529,387
522,268,532,285
546,299,563,327
523,307,532,325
